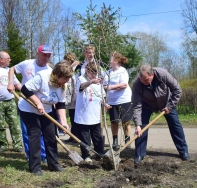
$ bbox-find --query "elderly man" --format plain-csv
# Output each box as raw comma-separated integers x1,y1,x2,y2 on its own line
0,51,23,152
132,64,190,164
7,44,53,162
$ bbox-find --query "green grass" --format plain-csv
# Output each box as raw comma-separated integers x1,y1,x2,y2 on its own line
0,146,109,188
150,113,197,127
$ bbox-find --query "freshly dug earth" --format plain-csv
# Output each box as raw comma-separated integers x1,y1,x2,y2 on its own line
39,145,197,188
3,127,197,188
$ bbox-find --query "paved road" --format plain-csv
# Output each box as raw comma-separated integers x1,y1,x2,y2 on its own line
6,127,197,153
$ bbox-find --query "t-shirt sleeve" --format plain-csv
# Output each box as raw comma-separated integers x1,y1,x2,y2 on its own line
119,69,129,84
14,61,25,74
13,74,20,85
76,76,86,91
102,71,109,86
24,74,42,92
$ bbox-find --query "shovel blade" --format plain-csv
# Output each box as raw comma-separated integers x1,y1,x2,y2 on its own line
68,151,84,165
103,150,121,170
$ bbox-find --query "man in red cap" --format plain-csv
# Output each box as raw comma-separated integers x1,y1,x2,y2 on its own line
7,44,53,163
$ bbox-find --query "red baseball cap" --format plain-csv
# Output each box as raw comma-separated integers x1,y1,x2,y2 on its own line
37,44,53,53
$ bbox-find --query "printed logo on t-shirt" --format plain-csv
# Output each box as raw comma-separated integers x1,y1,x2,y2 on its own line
26,69,34,77
40,92,59,104
0,75,8,86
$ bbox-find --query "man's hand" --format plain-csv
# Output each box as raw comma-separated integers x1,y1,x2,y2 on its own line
162,107,170,114
7,83,15,93
135,125,142,137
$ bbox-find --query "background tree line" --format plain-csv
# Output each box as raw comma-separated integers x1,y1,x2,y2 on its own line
0,0,197,114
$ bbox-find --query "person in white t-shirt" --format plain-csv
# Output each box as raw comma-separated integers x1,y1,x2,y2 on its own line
74,62,110,162
103,52,132,149
17,62,73,176
0,51,23,152
60,53,80,141
7,44,53,162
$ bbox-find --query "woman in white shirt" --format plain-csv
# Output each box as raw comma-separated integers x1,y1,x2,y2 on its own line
18,62,73,176
103,52,132,149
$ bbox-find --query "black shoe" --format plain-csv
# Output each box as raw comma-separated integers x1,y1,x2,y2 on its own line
180,153,190,161
112,137,118,149
134,156,144,164
64,137,74,143
33,170,43,176
125,136,130,144
49,166,63,172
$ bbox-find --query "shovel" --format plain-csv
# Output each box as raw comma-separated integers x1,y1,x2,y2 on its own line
55,136,83,164
13,91,83,164
13,91,102,157
104,111,165,170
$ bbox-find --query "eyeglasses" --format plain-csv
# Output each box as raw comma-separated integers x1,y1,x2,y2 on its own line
4,57,11,61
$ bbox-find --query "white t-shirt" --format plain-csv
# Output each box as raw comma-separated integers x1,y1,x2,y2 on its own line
14,59,52,85
103,66,131,105
0,67,20,100
80,60,88,76
74,76,105,125
18,69,67,115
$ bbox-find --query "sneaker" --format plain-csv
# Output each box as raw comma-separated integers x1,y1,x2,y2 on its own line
64,137,74,143
49,166,63,172
33,170,43,176
85,157,92,162
125,136,130,144
58,129,65,136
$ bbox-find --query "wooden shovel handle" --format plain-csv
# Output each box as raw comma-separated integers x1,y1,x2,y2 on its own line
119,111,165,152
55,136,71,153
13,91,81,143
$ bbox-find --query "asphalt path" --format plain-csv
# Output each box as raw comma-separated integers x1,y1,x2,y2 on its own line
6,127,197,153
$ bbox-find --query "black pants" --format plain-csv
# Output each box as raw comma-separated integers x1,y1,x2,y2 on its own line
77,123,104,159
68,109,79,137
20,110,60,173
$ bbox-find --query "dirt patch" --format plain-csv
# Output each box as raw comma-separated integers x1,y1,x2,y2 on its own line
92,149,197,188
55,147,197,188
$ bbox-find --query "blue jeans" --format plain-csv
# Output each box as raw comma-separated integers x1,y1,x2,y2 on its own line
135,108,188,157
20,116,46,160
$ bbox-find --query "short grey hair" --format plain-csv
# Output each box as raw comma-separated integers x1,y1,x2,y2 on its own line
0,51,5,58
138,64,153,77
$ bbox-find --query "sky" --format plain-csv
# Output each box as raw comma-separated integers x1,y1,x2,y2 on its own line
62,0,184,52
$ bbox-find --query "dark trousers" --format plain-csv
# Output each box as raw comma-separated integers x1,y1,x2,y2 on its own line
20,110,60,173
135,108,188,157
77,123,104,159
68,109,79,137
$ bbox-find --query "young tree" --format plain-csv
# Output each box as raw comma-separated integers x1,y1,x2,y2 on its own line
72,3,141,71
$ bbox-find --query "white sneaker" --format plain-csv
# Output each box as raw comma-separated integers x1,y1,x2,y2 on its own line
85,157,92,162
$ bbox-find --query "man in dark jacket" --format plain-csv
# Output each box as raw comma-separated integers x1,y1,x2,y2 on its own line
132,64,190,164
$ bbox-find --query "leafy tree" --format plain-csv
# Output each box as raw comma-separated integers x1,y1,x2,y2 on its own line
70,3,141,73
6,22,28,67
5,22,28,81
